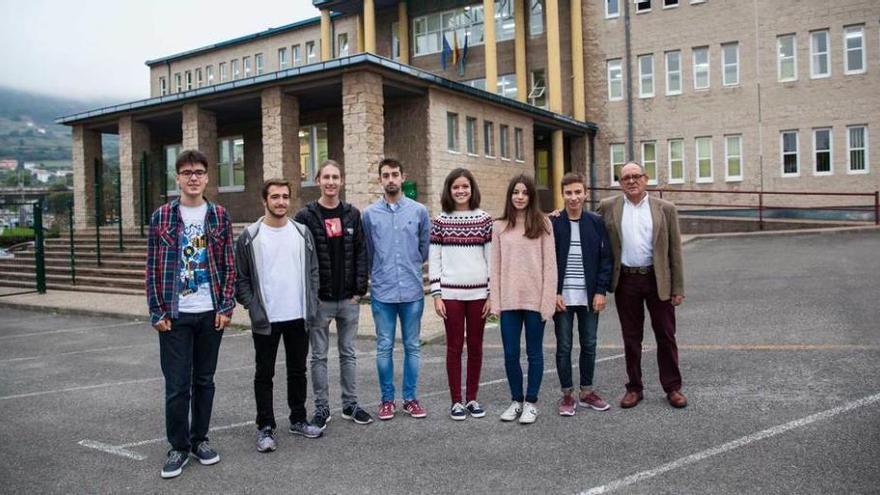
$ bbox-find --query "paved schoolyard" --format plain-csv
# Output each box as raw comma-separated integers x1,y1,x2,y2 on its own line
0,231,878,494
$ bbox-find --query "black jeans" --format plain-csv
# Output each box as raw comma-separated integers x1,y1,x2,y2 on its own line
159,311,223,452
253,319,309,429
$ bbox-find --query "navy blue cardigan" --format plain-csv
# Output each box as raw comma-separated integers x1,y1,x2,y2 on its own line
551,209,613,299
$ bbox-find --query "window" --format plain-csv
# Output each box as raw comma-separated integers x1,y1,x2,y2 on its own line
722,42,739,86
412,1,515,57
529,0,544,36
306,41,317,63
196,68,203,88
665,51,682,95
219,62,227,82
231,59,240,79
664,0,679,7
500,125,510,159
255,53,264,75
641,142,657,184
464,78,487,90
174,73,182,93
484,121,495,157
725,135,743,181
810,30,830,78
777,34,797,81
292,44,303,66
607,59,623,101
337,33,349,57
279,47,289,70
638,54,654,97
606,0,619,18
847,125,868,173
781,130,799,176
206,65,214,84
635,1,651,13
497,73,518,99
217,137,245,190
693,47,709,89
185,70,192,90
844,25,865,74
610,143,625,184
243,56,252,77
668,139,684,184
812,128,832,175
529,70,547,108
159,77,167,96
164,144,182,195
447,112,459,152
515,128,524,161
696,137,713,182
391,22,401,61
299,123,329,183
466,117,478,155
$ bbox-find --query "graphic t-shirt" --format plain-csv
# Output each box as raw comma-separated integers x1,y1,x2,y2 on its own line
177,203,214,313
318,203,345,300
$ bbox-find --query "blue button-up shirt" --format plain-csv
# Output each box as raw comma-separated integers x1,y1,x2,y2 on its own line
363,196,430,303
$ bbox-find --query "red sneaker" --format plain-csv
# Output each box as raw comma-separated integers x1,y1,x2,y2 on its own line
402,399,427,418
580,391,611,411
378,401,396,420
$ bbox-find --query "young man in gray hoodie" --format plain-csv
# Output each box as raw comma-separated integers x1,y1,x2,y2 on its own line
234,178,322,453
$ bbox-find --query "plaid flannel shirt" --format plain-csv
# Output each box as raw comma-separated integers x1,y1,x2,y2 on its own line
145,198,236,325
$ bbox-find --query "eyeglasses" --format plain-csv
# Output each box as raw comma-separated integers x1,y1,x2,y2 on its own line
178,170,207,178
619,174,645,183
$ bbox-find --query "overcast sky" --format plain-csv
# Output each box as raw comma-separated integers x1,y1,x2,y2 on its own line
0,0,318,103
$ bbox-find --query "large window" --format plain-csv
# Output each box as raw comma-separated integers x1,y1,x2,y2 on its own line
279,47,290,70
693,47,710,89
847,125,868,173
464,74,517,98
466,117,478,155
607,59,623,101
164,144,182,195
844,25,865,74
447,112,459,152
243,56,252,77
484,121,495,157
641,142,657,184
638,54,654,98
337,33,349,57
412,1,515,57
665,51,682,95
299,124,329,183
696,137,713,182
610,143,625,184
777,34,797,82
810,30,830,78
255,53,264,75
529,70,547,108
306,41,317,64
391,22,401,61
500,125,510,160
668,139,684,184
781,130,799,176
725,135,743,181
515,128,524,161
292,44,302,66
722,42,739,86
217,137,245,190
606,0,619,18
529,0,544,36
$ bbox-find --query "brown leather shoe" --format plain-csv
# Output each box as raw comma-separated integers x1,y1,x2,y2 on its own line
619,390,643,408
667,390,688,408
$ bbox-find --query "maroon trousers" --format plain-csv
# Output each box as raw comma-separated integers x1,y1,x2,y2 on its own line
614,272,682,393
443,299,486,404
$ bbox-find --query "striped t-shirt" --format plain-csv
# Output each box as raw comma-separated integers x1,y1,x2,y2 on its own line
562,221,589,307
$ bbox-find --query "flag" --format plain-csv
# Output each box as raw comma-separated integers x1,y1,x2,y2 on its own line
458,33,469,76
452,31,460,67
441,35,452,71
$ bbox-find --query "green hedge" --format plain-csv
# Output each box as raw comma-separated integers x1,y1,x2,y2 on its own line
0,227,35,248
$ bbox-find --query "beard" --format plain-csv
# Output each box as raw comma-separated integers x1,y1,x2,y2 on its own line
383,184,400,195
267,206,288,219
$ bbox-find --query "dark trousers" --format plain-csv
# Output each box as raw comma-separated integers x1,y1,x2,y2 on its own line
499,310,545,403
253,319,309,429
443,299,486,404
553,306,600,391
159,311,223,452
614,272,682,393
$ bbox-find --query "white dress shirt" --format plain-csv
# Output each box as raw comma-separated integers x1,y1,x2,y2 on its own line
620,194,654,267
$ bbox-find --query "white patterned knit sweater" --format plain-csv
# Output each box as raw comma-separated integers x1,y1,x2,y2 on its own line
428,209,493,301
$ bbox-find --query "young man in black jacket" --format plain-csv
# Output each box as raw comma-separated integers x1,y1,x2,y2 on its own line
294,159,372,428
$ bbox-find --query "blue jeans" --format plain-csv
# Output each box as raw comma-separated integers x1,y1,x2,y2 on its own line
553,306,599,391
499,310,545,403
372,298,424,402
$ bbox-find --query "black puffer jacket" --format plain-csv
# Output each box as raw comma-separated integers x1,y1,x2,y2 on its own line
294,201,368,300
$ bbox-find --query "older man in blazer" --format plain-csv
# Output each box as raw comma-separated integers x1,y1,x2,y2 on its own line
598,161,687,409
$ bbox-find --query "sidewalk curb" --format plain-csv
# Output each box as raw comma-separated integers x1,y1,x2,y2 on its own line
682,224,879,245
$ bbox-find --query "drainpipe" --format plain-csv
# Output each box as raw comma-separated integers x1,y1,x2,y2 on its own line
623,0,634,160
589,129,597,211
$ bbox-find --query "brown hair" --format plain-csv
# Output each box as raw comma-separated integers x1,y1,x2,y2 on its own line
440,168,481,213
560,172,587,189
175,149,209,173
261,178,291,201
499,174,549,239
315,159,344,181
378,157,403,176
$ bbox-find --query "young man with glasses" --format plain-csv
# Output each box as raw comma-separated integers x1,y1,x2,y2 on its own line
146,149,235,478
597,162,688,410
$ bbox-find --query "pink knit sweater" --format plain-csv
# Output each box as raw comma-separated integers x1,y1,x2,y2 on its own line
489,217,557,321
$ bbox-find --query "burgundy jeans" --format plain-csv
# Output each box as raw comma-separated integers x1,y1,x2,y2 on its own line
614,272,682,393
443,299,486,404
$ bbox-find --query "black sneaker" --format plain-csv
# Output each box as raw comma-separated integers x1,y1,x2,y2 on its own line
161,449,189,479
311,406,331,431
190,441,220,465
342,404,374,425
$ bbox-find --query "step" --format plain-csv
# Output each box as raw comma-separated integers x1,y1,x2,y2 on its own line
0,271,144,290
0,280,144,297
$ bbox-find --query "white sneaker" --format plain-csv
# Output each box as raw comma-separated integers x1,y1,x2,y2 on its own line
519,402,538,424
500,401,523,422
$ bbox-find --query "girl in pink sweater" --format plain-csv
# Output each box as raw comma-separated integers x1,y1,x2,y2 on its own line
489,174,557,424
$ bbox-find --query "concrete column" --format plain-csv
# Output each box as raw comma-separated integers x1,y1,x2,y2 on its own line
118,116,150,229
570,0,585,120
357,14,365,53
552,130,564,209
181,103,218,200
342,71,385,210
545,0,563,113
72,126,101,228
261,87,301,201
483,0,497,93
364,0,376,53
398,1,410,64
514,0,527,102
321,9,332,61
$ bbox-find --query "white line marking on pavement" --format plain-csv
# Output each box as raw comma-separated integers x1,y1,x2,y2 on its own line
0,321,145,340
77,440,147,461
578,391,880,495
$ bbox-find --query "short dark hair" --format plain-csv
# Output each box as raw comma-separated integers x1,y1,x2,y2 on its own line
378,158,403,176
561,172,587,189
175,149,209,173
315,159,343,181
261,178,291,201
440,168,481,213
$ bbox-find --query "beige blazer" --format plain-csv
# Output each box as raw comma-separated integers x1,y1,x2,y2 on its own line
597,195,684,300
